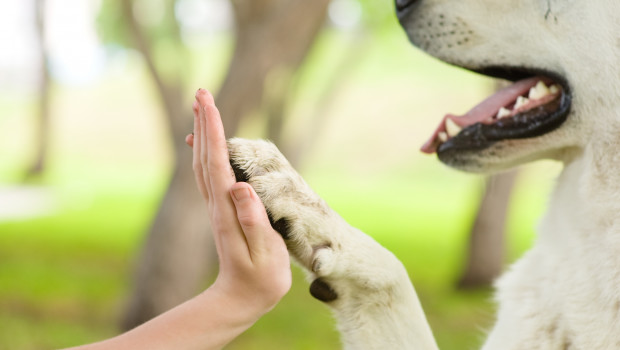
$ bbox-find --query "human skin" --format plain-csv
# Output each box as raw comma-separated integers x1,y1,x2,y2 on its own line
66,89,291,350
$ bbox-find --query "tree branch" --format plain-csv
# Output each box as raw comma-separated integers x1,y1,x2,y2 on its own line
120,0,188,143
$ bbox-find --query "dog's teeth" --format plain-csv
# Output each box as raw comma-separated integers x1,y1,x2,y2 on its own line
528,81,551,100
514,96,530,110
549,84,560,94
496,107,511,119
445,118,462,137
438,132,448,142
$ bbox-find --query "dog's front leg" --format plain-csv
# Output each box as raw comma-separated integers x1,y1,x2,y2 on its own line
228,138,438,350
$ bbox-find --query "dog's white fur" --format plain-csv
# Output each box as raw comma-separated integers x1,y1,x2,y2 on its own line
228,0,620,348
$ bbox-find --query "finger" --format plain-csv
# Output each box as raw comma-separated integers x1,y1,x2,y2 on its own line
230,182,280,259
196,89,236,199
196,90,212,203
185,133,193,147
192,100,209,200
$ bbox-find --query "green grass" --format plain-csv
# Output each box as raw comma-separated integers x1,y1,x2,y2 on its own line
0,182,161,349
0,161,558,349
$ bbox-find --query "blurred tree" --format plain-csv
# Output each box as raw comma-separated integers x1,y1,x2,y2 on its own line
458,170,516,288
284,31,369,166
218,0,331,136
98,0,331,329
272,0,394,166
24,0,51,179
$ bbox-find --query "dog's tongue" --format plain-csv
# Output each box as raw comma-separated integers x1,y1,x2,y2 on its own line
420,76,544,154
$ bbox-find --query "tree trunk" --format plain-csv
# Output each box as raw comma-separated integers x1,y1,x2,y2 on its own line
264,65,295,146
25,0,51,179
217,0,331,135
458,170,517,288
121,0,331,329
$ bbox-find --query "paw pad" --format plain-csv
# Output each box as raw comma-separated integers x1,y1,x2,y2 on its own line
231,160,250,182
309,278,338,302
268,216,292,239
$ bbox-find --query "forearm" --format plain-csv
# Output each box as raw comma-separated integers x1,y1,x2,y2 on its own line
66,288,260,350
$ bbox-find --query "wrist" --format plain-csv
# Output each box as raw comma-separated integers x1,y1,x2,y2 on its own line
199,286,267,328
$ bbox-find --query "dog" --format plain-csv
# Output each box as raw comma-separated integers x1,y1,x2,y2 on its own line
228,0,620,348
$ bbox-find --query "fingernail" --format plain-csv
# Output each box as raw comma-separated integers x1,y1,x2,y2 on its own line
231,186,251,201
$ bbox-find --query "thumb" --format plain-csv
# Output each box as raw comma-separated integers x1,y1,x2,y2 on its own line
230,182,275,251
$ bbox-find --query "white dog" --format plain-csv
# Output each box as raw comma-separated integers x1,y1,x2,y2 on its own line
228,0,620,348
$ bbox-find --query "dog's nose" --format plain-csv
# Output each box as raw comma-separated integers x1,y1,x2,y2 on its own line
395,0,417,12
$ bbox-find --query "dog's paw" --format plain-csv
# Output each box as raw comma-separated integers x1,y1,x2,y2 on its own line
228,138,408,304
227,138,336,265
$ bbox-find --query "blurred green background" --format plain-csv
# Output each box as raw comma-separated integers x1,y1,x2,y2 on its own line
0,0,562,349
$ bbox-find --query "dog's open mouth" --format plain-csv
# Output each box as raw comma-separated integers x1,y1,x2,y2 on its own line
421,72,572,154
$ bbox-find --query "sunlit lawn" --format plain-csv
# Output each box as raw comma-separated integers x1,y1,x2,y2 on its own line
0,28,562,349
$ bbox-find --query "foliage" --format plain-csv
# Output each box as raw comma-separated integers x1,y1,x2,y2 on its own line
358,0,398,31
97,0,189,91
96,0,130,47
98,0,180,47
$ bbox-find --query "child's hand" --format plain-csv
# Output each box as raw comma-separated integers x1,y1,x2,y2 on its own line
186,89,291,318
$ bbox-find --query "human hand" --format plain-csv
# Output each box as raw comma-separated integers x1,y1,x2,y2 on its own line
63,92,290,350
186,89,291,319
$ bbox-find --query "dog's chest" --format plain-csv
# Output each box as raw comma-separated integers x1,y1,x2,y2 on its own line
490,160,620,349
